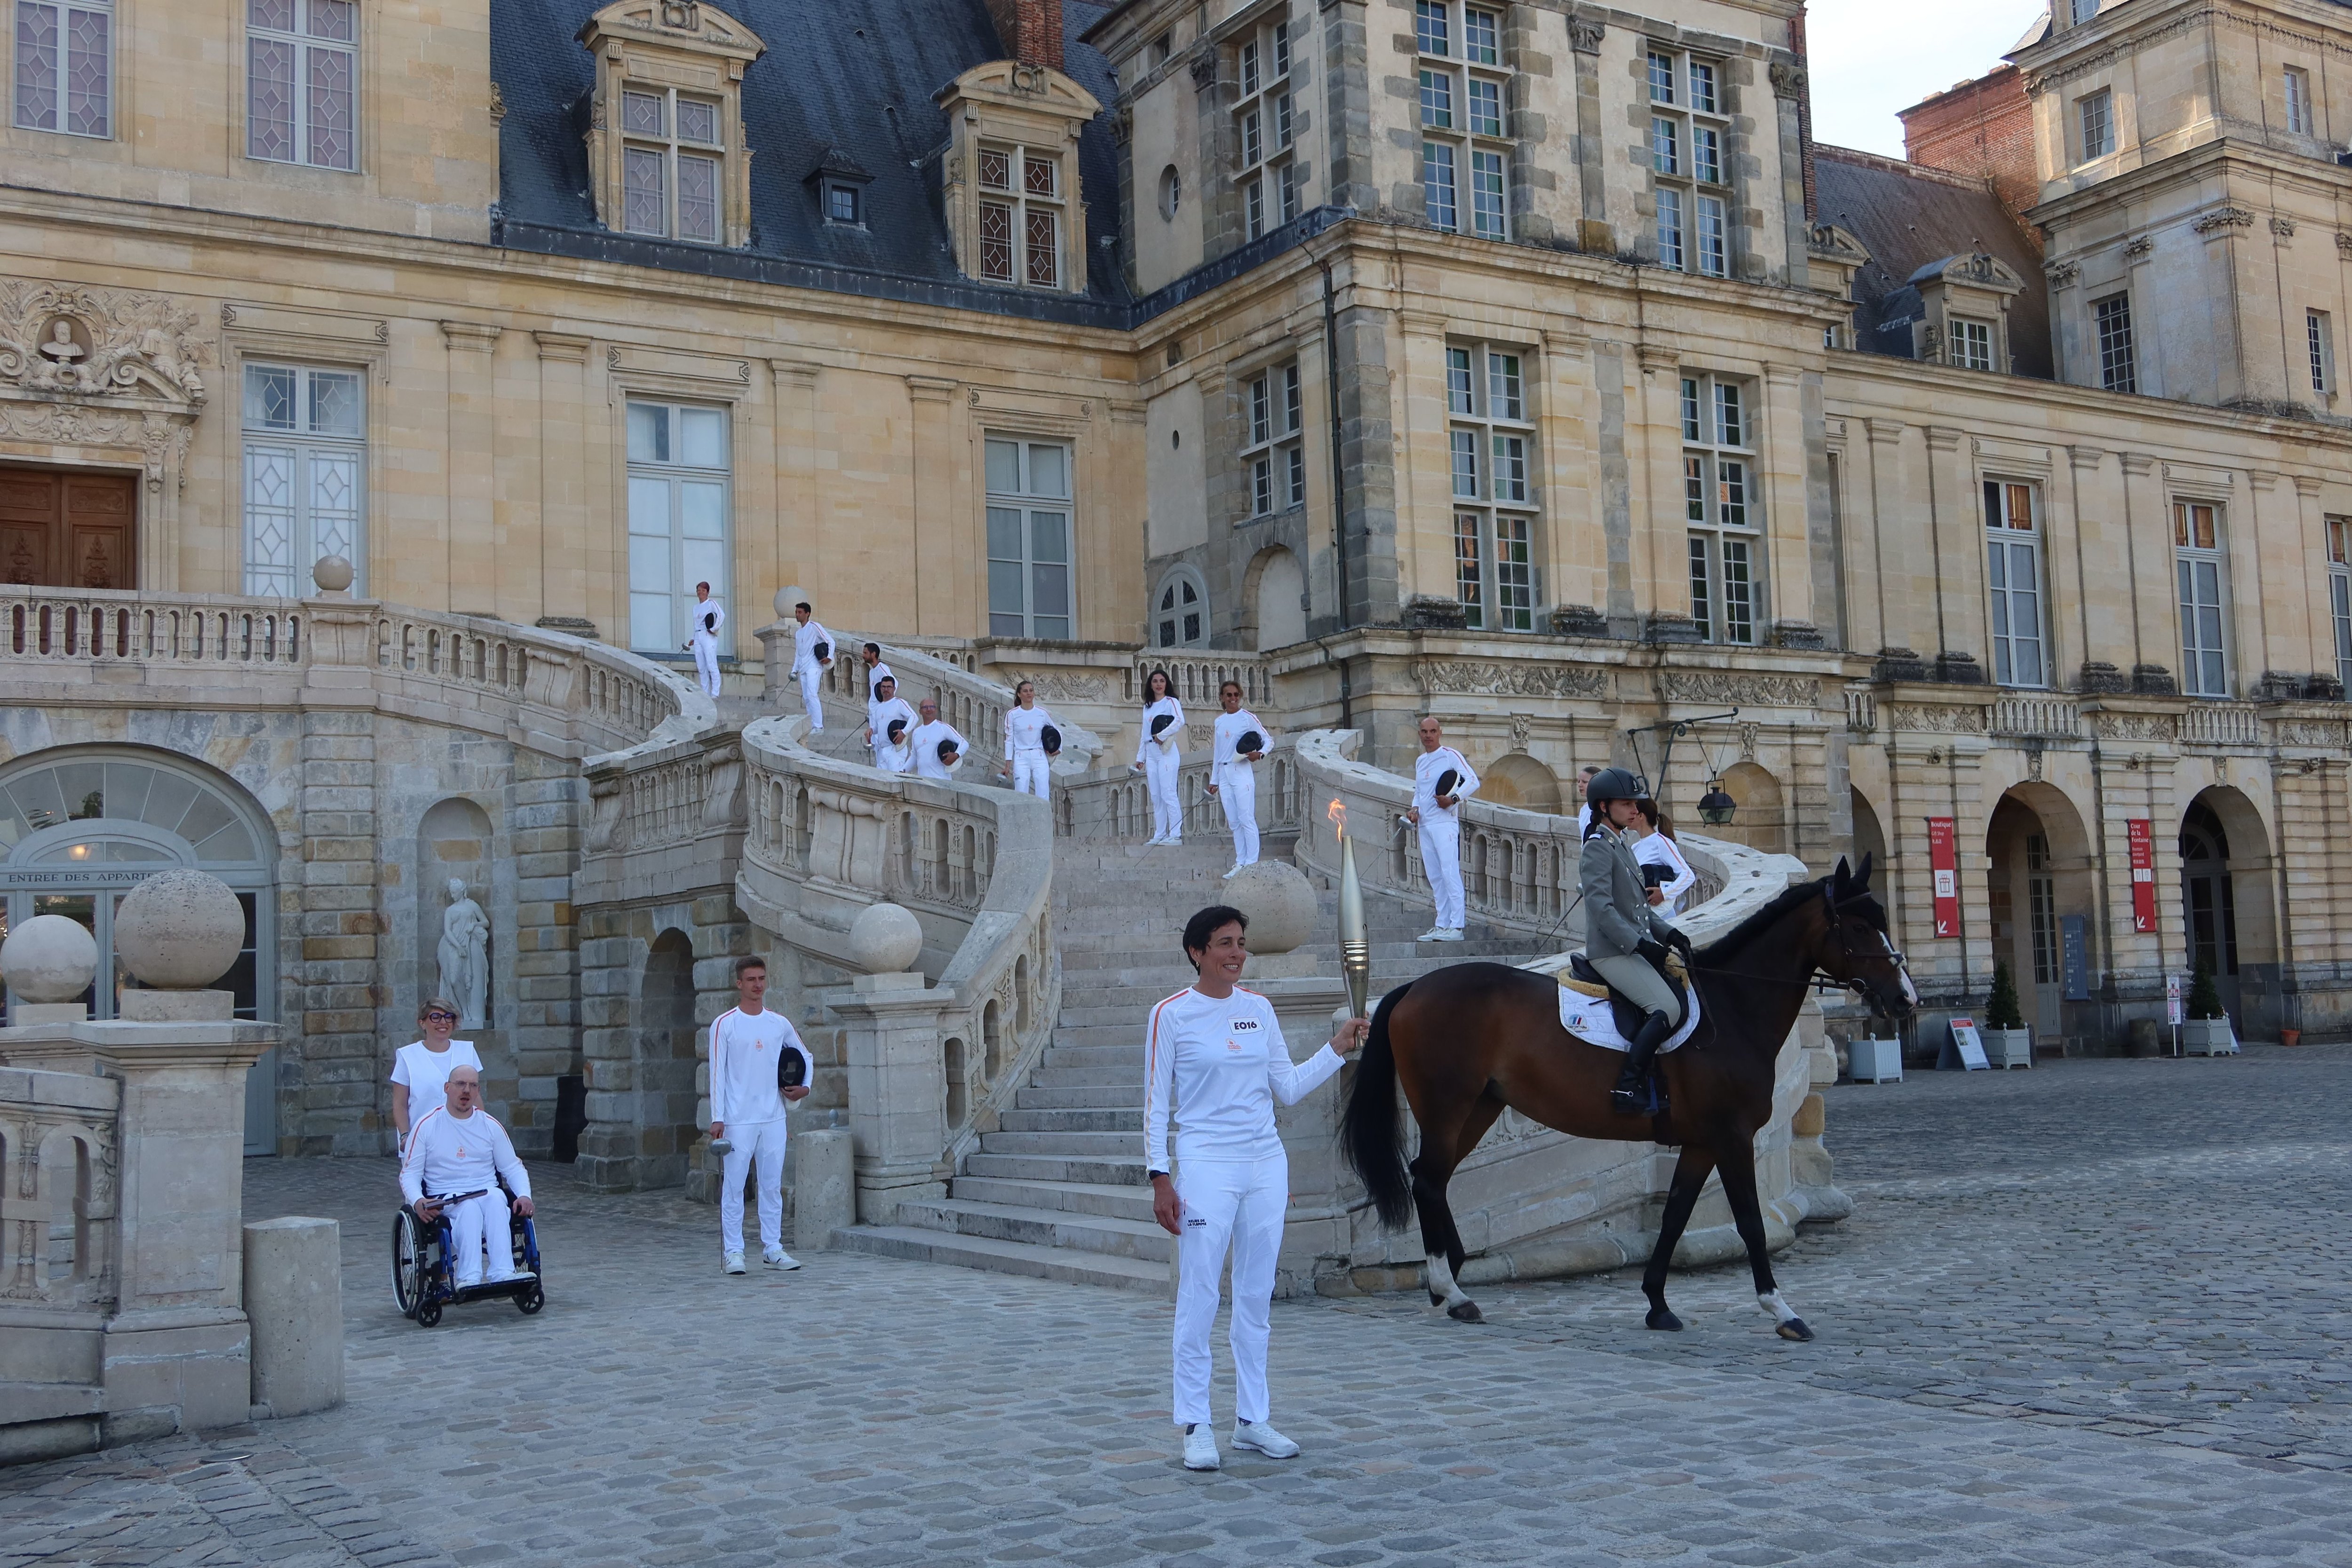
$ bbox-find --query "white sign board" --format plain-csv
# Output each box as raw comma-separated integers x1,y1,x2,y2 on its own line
2165,974,2183,1026
1947,1016,1990,1071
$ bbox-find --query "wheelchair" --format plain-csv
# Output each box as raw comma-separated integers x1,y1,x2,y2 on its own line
390,1182,545,1327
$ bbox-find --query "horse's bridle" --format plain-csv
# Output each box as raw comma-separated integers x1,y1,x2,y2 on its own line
1688,884,1913,1007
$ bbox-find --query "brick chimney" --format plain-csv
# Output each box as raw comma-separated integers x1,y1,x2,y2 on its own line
1899,66,2037,229
986,0,1064,72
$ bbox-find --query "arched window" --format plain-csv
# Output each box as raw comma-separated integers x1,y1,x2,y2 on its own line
1153,566,1209,648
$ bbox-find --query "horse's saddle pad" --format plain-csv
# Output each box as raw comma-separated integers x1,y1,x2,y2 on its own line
1563,950,1692,1039
1557,967,1704,1056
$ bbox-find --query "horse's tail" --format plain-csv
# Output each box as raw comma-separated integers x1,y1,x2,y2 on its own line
1342,982,1415,1231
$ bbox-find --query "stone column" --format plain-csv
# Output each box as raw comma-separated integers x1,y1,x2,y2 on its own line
1567,13,1609,251
295,706,380,1155
830,973,952,1223
441,322,504,617
2118,453,2169,688
1923,425,1984,680
771,360,819,610
905,377,962,638
507,751,581,1158
1318,0,1377,213
532,333,594,636
1541,327,1602,621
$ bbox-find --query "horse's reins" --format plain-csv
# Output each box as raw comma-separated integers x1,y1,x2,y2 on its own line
1683,883,1909,1003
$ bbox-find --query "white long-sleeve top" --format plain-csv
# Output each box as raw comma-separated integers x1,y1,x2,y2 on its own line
708,1004,814,1127
863,660,894,699
908,718,969,780
1412,746,1480,824
1004,703,1060,759
1144,985,1343,1170
689,598,725,643
1633,830,1698,915
792,618,833,672
868,695,917,772
401,1105,531,1203
1136,697,1185,764
1210,709,1268,787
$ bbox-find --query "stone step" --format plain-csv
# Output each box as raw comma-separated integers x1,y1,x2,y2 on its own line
1013,1081,1145,1110
829,1226,1168,1293
892,1198,1172,1263
963,1151,1149,1185
0,1381,104,1424
997,1106,1142,1134
1040,1038,1144,1061
976,1129,1140,1156
949,1176,1158,1223
1026,1065,1144,1090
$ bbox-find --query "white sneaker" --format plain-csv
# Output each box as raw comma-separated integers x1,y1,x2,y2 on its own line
1232,1420,1300,1459
763,1248,801,1271
1435,928,1466,942
1416,927,1444,942
723,1251,747,1274
1181,1425,1221,1471
1222,867,1241,880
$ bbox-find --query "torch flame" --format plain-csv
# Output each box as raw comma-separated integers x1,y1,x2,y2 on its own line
1327,797,1347,837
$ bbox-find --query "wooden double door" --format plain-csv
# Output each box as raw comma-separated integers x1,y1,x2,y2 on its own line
0,464,138,589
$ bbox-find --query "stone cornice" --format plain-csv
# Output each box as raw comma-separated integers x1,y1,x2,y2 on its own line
2018,3,2352,96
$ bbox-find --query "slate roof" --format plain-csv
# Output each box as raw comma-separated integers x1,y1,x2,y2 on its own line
1813,144,2053,382
492,0,1134,318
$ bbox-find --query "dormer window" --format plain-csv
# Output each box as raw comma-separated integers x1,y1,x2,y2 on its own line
826,183,861,224
978,142,1065,288
935,59,1100,294
804,147,874,230
620,87,723,241
579,0,764,249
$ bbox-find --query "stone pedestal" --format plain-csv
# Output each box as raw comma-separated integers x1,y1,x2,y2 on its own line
791,1127,857,1245
831,973,952,1223
755,620,797,710
242,1216,344,1418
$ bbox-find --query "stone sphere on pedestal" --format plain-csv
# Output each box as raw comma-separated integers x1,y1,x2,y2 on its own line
113,869,246,989
776,585,808,619
848,901,924,974
1222,860,1317,955
0,914,98,1003
311,555,354,594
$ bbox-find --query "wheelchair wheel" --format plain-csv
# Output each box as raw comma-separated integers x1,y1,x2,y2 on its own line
416,1298,441,1328
516,1281,545,1314
391,1210,426,1318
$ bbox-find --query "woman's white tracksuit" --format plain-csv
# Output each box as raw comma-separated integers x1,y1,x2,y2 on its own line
1137,697,1184,841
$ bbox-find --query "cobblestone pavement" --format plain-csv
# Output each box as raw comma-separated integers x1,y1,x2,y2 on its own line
8,1047,2352,1567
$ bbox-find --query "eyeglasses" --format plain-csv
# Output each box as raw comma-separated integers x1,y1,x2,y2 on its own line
424,1011,457,1023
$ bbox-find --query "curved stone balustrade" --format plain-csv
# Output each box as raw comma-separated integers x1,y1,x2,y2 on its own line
1054,735,1306,843
1129,650,1274,710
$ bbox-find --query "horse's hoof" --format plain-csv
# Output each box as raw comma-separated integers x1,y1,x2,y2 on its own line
1645,1307,1683,1332
1776,1318,1814,1343
1446,1300,1484,1324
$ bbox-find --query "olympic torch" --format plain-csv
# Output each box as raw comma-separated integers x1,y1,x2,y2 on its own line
1330,799,1371,1018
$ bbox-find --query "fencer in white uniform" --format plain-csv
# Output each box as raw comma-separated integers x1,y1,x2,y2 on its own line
399,1067,534,1287
1633,806,1699,915
685,584,725,698
1206,684,1268,877
908,699,970,781
1409,717,1481,941
1002,681,1060,799
859,646,893,700
789,602,834,732
1144,907,1367,1472
867,678,917,774
708,957,815,1272
1133,670,1185,845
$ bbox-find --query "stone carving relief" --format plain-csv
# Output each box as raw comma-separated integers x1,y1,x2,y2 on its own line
1413,661,1606,699
2338,232,2352,257
2045,260,2080,287
0,283,208,406
437,878,492,1030
1888,704,1986,733
1769,62,1806,99
1568,17,1605,54
1509,713,1533,751
2275,719,2348,748
2122,235,2153,259
1659,672,1820,708
1021,671,1112,703
2089,711,2176,741
2272,216,2297,240
2191,206,2256,235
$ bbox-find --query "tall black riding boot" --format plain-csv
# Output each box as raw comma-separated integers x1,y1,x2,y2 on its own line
1611,1011,1675,1116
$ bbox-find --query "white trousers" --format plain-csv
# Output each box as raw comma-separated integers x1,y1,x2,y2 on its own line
1144,746,1182,841
794,663,825,730
691,635,722,697
1419,816,1465,931
1011,748,1052,798
1219,768,1259,868
1171,1153,1288,1428
441,1191,514,1287
719,1118,788,1256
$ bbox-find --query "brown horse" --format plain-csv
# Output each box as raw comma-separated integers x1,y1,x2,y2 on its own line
1342,855,1916,1336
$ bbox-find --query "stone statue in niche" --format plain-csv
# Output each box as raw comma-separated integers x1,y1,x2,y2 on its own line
38,318,85,364
437,877,491,1029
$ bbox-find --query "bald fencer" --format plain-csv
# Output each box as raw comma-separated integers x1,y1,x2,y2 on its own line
909,698,971,781
1408,716,1480,942
400,1065,535,1288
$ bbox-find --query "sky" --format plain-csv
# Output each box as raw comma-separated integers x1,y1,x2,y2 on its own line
1804,0,2052,157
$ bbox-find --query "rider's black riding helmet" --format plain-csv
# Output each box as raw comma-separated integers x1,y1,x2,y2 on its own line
1584,766,1643,808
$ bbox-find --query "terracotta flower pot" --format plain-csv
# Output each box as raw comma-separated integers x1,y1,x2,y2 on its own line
2281,1028,2303,1048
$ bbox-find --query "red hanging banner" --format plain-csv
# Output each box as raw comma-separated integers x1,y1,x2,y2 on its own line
2128,819,2157,933
1927,816,1959,938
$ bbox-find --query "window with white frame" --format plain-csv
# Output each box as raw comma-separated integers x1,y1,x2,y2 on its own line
1234,13,1305,240
246,0,356,171
1153,567,1208,648
2285,66,2313,135
1447,340,1536,631
242,363,364,597
618,86,723,242
1982,480,2046,688
985,438,1073,637
2077,87,2113,160
1951,318,1994,372
1416,0,1510,241
2329,517,2352,694
626,401,731,654
1681,373,1759,644
2173,500,2228,697
977,143,1065,289
13,0,110,138
1647,45,1730,277
2309,310,2335,396
1240,361,1306,518
2094,292,2136,393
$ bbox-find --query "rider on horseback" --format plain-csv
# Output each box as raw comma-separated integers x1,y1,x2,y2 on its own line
1581,767,1696,1115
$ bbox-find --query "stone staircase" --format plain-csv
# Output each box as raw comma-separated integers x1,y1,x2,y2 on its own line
834,836,1554,1290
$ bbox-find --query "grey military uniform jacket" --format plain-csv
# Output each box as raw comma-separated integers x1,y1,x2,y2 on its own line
1579,826,1675,961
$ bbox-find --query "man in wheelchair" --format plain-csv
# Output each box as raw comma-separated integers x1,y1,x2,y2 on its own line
399,1066,536,1289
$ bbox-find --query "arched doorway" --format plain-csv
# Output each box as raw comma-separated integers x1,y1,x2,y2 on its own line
1714,762,1787,854
1984,784,2095,1040
637,931,699,1189
1477,754,1563,813
0,747,278,1149
1851,786,1893,933
1247,547,1307,650
2178,788,2280,1034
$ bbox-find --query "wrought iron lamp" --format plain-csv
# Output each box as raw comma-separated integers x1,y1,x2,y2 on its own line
1698,782,1737,827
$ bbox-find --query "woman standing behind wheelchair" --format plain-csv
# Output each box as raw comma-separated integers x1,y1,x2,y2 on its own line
389,997,480,1154
1580,769,1694,1115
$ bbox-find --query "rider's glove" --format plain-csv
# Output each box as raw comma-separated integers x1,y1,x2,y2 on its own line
1636,938,1671,966
1665,928,1695,962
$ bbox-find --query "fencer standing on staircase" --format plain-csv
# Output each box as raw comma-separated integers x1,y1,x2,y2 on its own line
908,698,970,781
1133,667,1185,845
1001,679,1061,799
1407,716,1480,942
684,582,724,698
788,600,834,732
1204,680,1269,879
866,675,917,774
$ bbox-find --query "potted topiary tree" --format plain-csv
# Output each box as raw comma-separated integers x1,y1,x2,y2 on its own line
1982,960,2033,1068
2182,961,2234,1055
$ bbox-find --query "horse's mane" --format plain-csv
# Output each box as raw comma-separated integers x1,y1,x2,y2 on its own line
1694,872,1886,963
